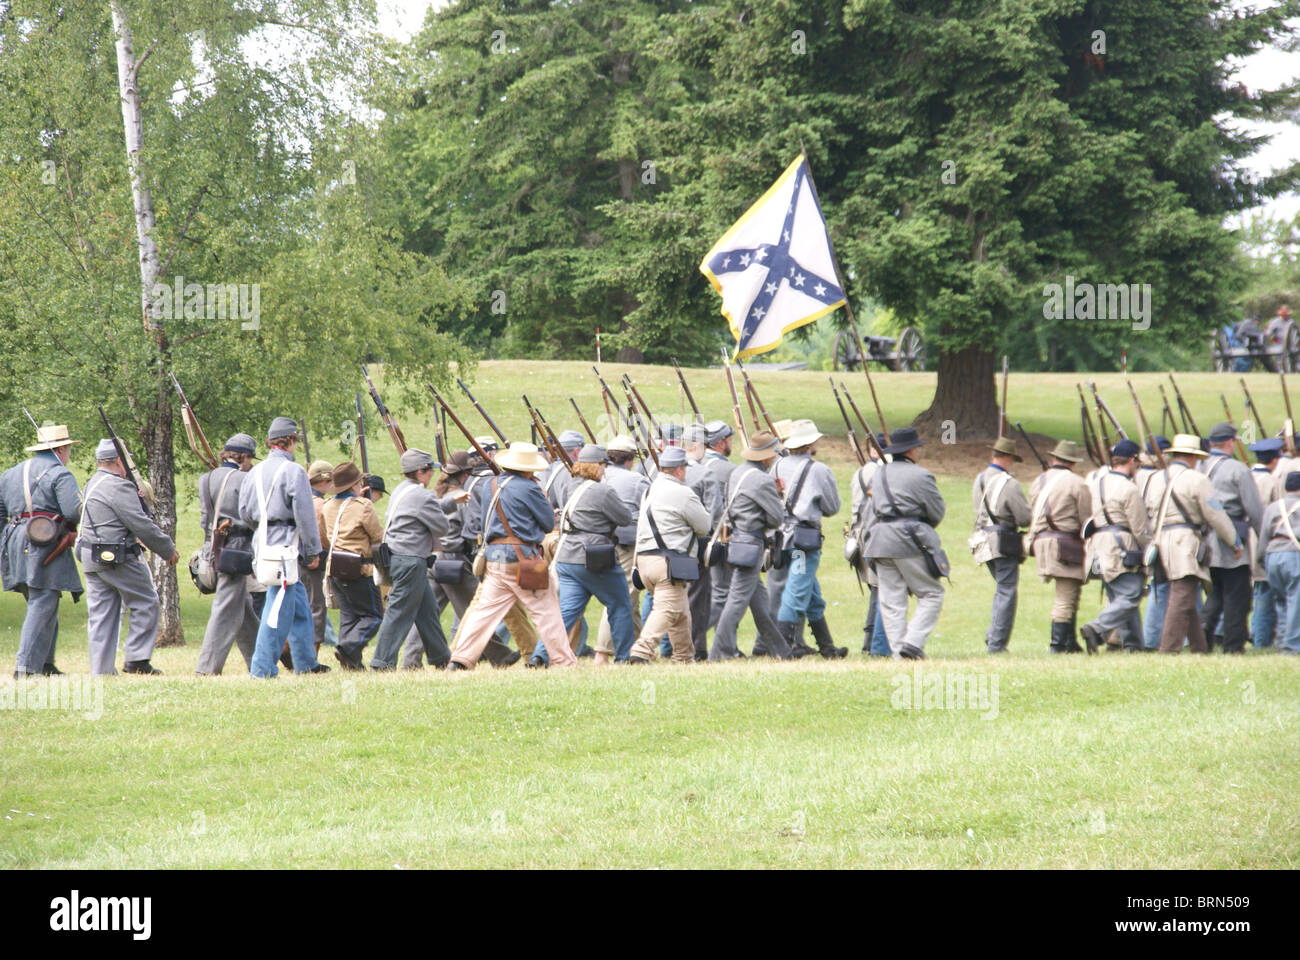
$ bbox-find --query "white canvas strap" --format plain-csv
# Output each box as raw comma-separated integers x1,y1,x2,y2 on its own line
557,478,597,555
211,468,237,530
383,480,420,534
979,470,1014,526
1031,469,1070,526
1278,499,1300,551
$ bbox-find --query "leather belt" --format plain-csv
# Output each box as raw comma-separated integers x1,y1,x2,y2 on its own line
1162,523,1197,530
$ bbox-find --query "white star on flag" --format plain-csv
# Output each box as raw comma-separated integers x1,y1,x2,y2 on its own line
700,155,848,360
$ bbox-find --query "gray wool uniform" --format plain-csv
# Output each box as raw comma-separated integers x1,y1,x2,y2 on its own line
703,451,737,624
543,460,576,511
771,452,841,628
554,481,633,564
595,462,650,656
1,451,83,673
77,469,175,675
401,489,476,668
862,458,947,654
971,464,1032,652
684,456,723,657
372,478,451,669
194,462,259,675
237,450,322,561
1199,452,1264,569
711,460,792,661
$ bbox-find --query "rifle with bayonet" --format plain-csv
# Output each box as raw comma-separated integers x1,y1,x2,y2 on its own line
720,349,750,446
168,372,219,471
830,378,866,466
1075,384,1104,467
1241,378,1266,449
847,319,889,435
570,398,598,444
1218,394,1248,463
1089,382,1129,441
735,364,761,434
618,377,659,470
672,358,703,424
1087,382,1114,456
361,364,408,455
458,378,508,445
524,395,574,471
98,405,153,513
298,420,312,463
737,359,782,445
354,393,370,476
1015,422,1048,472
839,382,888,462
593,366,623,435
428,385,500,474
998,355,1009,439
1126,380,1167,470
22,407,40,432
1157,383,1178,437
1168,373,1200,437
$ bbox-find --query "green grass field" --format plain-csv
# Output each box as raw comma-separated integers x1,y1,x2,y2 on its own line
2,364,1298,868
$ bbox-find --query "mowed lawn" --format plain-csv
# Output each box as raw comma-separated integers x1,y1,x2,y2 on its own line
2,365,1298,868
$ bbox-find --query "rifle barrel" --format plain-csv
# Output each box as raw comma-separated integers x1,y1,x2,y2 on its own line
458,378,508,444
570,398,598,444
429,385,499,474
1015,422,1048,472
672,358,703,423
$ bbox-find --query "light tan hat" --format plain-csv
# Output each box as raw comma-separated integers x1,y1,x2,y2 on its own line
742,430,781,461
307,460,335,484
606,435,639,454
1168,433,1209,458
497,441,550,473
26,424,79,452
1049,440,1084,463
785,419,824,449
990,436,1022,462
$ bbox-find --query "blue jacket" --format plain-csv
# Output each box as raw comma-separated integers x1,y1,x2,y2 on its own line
481,472,555,561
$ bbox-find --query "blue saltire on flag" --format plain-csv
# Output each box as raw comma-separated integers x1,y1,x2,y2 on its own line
700,155,847,360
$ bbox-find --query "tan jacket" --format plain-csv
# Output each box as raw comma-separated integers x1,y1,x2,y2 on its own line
1151,461,1238,583
318,494,384,573
1083,469,1150,582
1027,467,1091,580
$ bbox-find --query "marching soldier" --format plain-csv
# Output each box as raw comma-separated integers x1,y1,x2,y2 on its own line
451,442,576,670
1138,436,1172,650
701,420,737,628
1078,440,1150,654
1026,440,1091,653
1259,470,1300,654
592,435,648,664
711,431,792,660
78,439,178,675
1150,434,1240,654
2,424,82,677
849,432,891,656
319,461,386,668
683,423,722,660
194,434,260,675
543,430,584,510
238,417,328,677
304,460,335,651
970,436,1032,653
1248,438,1283,647
628,446,712,664
861,427,946,659
773,419,845,658
1198,423,1263,653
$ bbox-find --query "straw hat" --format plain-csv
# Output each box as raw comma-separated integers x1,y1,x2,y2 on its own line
26,424,79,452
497,441,549,473
1167,433,1209,458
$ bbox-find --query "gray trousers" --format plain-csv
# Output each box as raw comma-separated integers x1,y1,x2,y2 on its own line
302,565,327,646
984,556,1020,652
195,572,258,674
712,565,791,660
15,586,60,673
1086,571,1143,648
372,555,449,669
85,555,159,675
688,562,712,657
402,571,475,668
876,555,945,653
754,559,803,654
709,561,732,628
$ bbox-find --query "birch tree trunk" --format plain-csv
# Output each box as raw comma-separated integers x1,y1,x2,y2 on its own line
112,0,183,645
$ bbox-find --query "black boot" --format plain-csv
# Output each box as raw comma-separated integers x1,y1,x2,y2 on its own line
482,637,520,668
123,660,162,675
42,663,62,676
778,620,804,659
1049,621,1068,654
809,618,847,658
1065,617,1083,653
788,616,815,659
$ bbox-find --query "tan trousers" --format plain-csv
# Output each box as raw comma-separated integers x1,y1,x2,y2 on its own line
451,577,538,654
451,562,575,669
1050,576,1083,622
1160,576,1207,654
595,545,642,655
629,555,693,664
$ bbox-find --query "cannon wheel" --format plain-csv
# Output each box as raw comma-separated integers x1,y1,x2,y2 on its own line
832,329,863,372
891,326,926,371
1211,328,1232,372
1283,321,1300,373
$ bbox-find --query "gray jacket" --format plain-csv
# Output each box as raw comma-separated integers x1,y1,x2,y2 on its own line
1260,494,1300,555
636,473,711,555
238,449,323,560
861,458,946,559
555,479,633,565
686,458,723,526
383,478,450,558
725,460,784,538
605,463,649,516
0,452,83,594
461,470,495,544
703,451,736,492
77,469,175,572
198,462,249,539
774,453,841,535
543,462,574,511
1199,452,1264,569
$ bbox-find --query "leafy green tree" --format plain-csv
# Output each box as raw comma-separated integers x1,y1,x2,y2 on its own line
0,0,469,643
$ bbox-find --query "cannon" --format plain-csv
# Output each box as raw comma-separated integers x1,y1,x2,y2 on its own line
832,326,925,372
1211,316,1300,373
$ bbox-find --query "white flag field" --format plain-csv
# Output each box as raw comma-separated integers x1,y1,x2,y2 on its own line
700,155,848,360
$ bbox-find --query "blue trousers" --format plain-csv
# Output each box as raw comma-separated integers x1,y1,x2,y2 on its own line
778,548,826,624
250,581,318,677
1266,552,1300,653
1251,580,1279,647
533,563,635,663
870,590,891,656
